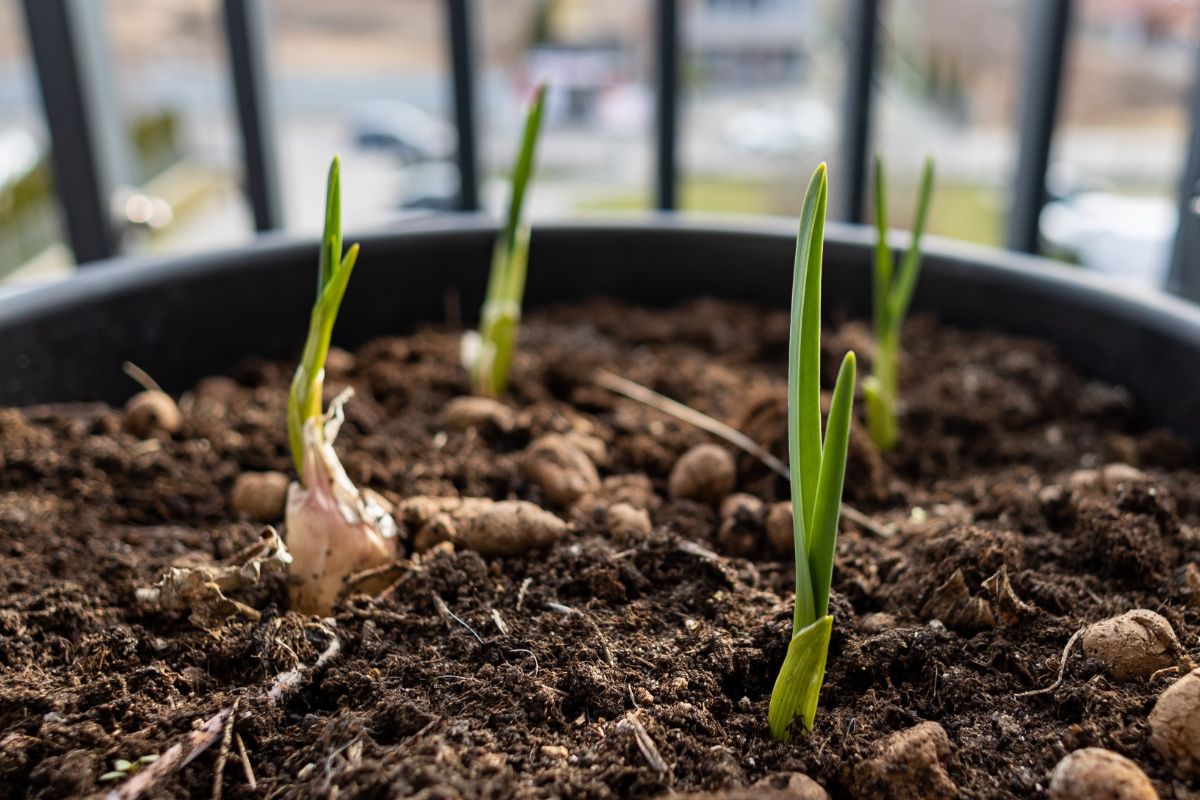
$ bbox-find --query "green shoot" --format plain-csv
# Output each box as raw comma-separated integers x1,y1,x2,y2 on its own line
768,163,857,742
463,84,547,397
287,156,360,476
863,156,934,453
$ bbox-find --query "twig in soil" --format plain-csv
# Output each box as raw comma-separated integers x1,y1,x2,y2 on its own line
267,624,341,704
235,733,256,791
593,369,892,538
1017,627,1084,698
508,648,539,676
594,369,788,477
108,628,340,800
348,561,404,592
616,714,670,777
544,600,615,666
1150,666,1182,681
212,699,238,800
122,361,164,393
516,577,533,610
432,592,485,645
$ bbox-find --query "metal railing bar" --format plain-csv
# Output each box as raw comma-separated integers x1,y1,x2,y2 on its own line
837,0,880,224
1166,35,1200,301
221,0,284,232
1007,0,1072,254
19,0,129,264
655,0,679,211
446,0,480,212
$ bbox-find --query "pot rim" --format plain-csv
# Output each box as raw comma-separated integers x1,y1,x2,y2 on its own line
4,213,1198,346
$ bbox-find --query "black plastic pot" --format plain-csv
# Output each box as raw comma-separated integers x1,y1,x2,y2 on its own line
2,215,1199,444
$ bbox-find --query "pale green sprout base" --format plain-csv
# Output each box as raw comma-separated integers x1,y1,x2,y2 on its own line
863,156,935,453
768,163,857,741
465,85,546,397
768,615,832,741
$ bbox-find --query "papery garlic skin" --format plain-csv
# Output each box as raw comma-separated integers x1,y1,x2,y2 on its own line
286,390,397,615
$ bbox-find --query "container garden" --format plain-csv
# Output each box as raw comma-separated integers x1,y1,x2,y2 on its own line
0,216,1197,798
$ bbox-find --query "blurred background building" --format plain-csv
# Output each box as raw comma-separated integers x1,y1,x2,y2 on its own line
0,0,1198,291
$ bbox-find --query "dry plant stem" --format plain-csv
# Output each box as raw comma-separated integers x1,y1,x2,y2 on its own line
594,369,788,476
617,714,670,777
122,361,164,393
235,733,256,790
212,698,238,800
593,369,891,538
1017,628,1084,698
106,626,340,800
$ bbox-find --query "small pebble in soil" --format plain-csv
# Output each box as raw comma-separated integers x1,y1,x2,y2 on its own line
123,390,181,438
860,612,897,633
676,772,828,800
606,502,651,543
1048,748,1158,800
1148,666,1200,777
600,474,661,511
230,470,290,521
1067,463,1148,493
1081,609,1181,680
458,500,567,557
563,431,608,466
853,721,957,800
717,493,764,555
524,434,601,506
669,444,736,505
438,396,516,432
765,501,793,552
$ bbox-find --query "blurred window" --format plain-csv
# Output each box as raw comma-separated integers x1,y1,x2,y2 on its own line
1043,0,1199,287
875,0,1026,246
680,0,844,216
106,0,254,255
268,0,453,233
475,0,654,216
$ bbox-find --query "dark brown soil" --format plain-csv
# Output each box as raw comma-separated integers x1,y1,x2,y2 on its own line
1,299,1198,799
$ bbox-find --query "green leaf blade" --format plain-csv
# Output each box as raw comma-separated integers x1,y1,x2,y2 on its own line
791,163,828,537
887,157,935,327
807,352,856,619
768,615,833,741
319,157,341,294
872,155,891,336
500,84,547,259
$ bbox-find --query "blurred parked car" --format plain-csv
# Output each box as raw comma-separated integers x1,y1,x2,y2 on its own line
351,101,456,163
397,160,459,211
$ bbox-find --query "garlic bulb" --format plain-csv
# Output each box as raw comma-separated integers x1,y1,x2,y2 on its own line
286,390,397,615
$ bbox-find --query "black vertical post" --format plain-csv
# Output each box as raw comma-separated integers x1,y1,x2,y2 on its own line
446,0,479,212
20,0,126,263
1167,43,1200,301
1007,0,1072,254
222,0,283,232
837,0,879,224
655,0,679,211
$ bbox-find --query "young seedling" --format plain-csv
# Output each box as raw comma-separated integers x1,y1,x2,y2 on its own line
461,84,547,397
768,163,857,741
99,754,159,783
285,157,397,616
862,156,934,452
